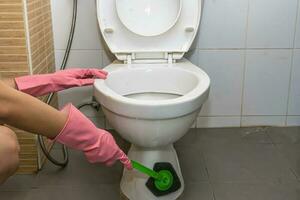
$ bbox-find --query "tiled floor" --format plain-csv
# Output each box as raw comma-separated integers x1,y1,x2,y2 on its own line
1,127,300,200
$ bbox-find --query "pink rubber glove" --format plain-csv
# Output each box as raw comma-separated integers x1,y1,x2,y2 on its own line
15,68,108,97
54,104,132,170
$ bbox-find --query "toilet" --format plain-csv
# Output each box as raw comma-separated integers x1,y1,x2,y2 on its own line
94,0,210,199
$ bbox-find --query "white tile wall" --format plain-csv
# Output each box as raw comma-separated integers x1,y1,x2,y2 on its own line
57,87,94,109
51,0,111,118
241,116,286,127
54,50,104,109
287,116,300,126
185,49,199,66
198,0,248,49
51,0,73,50
246,0,298,48
242,50,292,116
197,116,241,128
288,50,300,115
102,48,115,67
51,0,300,127
51,0,103,50
71,0,103,50
198,50,244,116
54,50,103,70
295,2,300,48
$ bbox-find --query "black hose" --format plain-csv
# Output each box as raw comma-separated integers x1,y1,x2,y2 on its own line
38,0,78,168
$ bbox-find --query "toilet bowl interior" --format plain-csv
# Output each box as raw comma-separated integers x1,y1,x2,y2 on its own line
104,67,199,101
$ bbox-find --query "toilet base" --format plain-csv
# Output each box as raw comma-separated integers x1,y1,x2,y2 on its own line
120,144,184,200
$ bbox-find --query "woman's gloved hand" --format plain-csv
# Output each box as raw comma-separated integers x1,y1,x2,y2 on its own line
15,68,108,97
54,104,132,170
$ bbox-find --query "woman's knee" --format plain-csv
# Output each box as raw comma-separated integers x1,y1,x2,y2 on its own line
0,126,20,183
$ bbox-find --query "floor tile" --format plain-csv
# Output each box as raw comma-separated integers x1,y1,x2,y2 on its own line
178,182,214,200
267,127,300,144
35,150,123,187
174,128,200,147
176,146,209,182
275,143,300,179
0,175,37,191
25,186,74,200
213,182,300,200
51,142,64,150
25,185,120,200
203,143,296,182
2,127,300,199
0,191,29,200
198,127,272,145
70,184,120,200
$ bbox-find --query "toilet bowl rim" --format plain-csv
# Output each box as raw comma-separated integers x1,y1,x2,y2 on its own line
94,62,210,107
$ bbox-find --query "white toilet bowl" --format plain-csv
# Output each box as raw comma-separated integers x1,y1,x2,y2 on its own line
94,60,210,148
94,0,208,198
94,59,209,199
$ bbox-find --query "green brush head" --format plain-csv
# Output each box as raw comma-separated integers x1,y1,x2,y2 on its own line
154,170,174,191
131,160,181,196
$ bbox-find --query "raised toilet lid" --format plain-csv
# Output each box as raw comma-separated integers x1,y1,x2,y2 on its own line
97,0,202,61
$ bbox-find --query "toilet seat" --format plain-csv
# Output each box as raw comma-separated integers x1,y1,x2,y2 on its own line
116,0,182,37
96,0,202,61
95,0,208,119
94,59,210,119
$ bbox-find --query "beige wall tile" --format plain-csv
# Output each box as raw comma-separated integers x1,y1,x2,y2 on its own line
0,0,55,174
0,4,23,13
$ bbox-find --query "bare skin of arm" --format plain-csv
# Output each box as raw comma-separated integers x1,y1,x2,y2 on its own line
0,80,67,138
2,78,16,89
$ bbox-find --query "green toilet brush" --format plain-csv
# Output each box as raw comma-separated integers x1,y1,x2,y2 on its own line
131,160,181,196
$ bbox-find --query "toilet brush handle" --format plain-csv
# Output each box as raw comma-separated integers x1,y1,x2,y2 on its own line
131,160,161,180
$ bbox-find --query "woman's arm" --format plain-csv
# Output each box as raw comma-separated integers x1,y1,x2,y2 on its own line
2,78,16,89
0,68,108,136
0,81,67,138
0,69,132,169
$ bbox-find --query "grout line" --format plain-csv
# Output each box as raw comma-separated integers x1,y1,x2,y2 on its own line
266,126,300,180
100,50,105,66
0,12,23,14
55,48,104,51
293,0,300,49
0,45,25,48
201,149,218,200
285,51,295,126
22,0,39,168
196,0,206,49
54,48,300,51
240,48,247,126
285,0,300,125
198,115,289,117
197,48,297,50
271,140,300,181
22,0,33,76
0,37,25,39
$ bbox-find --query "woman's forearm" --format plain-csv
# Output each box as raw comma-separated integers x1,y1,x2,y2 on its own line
0,81,67,138
2,78,16,89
